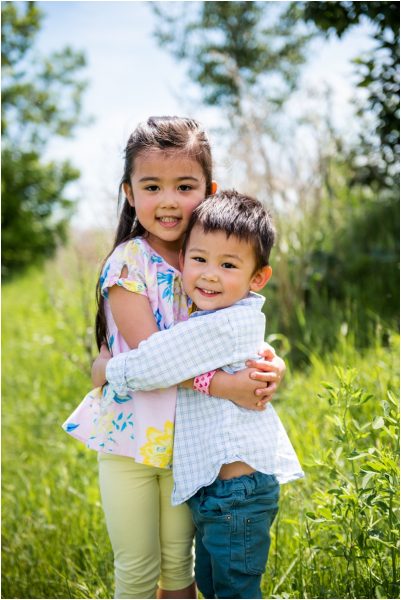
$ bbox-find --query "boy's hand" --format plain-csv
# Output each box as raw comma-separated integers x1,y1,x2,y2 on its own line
214,368,273,411
245,342,286,406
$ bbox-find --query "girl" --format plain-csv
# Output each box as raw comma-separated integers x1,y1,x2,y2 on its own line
63,116,285,600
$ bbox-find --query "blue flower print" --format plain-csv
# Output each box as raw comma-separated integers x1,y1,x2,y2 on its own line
111,412,134,437
108,334,114,350
151,254,163,264
113,391,132,404
64,423,79,432
154,308,163,329
100,262,111,299
157,270,175,301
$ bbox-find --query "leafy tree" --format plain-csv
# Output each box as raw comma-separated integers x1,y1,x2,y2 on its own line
152,1,312,199
152,2,311,114
298,1,400,186
1,2,88,277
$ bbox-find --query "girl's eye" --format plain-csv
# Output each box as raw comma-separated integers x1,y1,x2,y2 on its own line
178,184,193,192
222,262,236,269
145,185,159,192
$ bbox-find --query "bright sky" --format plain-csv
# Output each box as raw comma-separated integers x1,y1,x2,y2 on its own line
35,1,376,229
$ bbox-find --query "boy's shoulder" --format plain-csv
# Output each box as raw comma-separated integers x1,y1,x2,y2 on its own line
190,294,265,325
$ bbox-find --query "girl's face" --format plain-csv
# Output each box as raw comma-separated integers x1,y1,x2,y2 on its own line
124,150,207,256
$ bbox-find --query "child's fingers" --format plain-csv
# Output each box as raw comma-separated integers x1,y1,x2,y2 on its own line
256,382,278,397
246,359,280,373
251,370,280,382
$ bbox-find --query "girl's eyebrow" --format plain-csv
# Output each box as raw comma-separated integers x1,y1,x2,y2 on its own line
138,176,200,182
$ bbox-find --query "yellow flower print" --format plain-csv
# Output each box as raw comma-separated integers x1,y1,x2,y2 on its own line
91,408,115,440
119,280,146,294
125,240,141,261
140,420,174,468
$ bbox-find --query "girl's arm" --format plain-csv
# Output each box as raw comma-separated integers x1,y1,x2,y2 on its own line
92,264,159,388
92,343,113,387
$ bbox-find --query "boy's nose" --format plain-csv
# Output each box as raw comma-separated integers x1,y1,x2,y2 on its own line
201,272,218,282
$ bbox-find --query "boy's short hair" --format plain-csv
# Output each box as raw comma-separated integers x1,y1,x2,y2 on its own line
183,189,275,270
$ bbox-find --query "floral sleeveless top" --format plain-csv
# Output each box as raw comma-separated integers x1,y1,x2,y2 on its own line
62,237,191,469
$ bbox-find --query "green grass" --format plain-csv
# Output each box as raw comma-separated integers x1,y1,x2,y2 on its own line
2,261,399,599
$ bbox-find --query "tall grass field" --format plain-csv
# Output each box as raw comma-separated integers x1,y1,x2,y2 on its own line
2,248,399,599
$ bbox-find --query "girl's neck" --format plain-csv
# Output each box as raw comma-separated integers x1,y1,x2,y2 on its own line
143,234,181,271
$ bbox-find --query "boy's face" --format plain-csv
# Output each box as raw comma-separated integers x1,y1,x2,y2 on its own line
181,225,272,311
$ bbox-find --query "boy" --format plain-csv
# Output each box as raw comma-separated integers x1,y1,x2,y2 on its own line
106,190,304,598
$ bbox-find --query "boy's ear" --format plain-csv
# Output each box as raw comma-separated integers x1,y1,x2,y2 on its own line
123,182,135,207
250,266,272,292
211,181,218,195
178,249,185,272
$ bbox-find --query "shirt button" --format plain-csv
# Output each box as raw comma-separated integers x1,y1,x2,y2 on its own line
226,515,231,520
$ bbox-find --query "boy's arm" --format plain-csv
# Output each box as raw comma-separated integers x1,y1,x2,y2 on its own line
106,310,237,395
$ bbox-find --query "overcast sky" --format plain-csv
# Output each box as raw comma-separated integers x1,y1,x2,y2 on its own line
36,1,376,229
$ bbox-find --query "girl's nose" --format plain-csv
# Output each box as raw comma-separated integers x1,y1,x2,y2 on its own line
160,192,178,208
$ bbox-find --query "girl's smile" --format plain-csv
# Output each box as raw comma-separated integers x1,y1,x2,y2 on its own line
157,216,181,228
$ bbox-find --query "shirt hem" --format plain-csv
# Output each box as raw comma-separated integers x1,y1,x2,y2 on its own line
172,463,305,505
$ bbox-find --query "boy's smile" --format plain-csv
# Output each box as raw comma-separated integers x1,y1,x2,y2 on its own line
181,225,272,311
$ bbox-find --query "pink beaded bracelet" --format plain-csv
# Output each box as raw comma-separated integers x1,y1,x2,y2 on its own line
193,370,217,395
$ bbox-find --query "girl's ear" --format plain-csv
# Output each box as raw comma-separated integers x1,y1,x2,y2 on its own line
178,249,185,272
250,266,272,292
211,181,218,195
123,182,135,207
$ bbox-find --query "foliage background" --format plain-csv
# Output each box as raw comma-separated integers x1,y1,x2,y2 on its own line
2,2,399,599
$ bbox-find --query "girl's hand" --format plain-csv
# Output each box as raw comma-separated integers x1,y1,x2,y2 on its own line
91,342,112,387
245,343,286,407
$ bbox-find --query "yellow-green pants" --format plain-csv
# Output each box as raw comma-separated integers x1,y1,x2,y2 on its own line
98,454,195,599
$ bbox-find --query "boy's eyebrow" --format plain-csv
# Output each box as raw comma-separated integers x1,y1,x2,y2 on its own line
222,253,243,262
188,248,244,262
138,176,200,182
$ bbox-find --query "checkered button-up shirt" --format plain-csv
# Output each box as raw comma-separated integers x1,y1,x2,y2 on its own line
106,293,304,504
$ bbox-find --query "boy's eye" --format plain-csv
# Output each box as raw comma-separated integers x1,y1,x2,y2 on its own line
178,184,193,192
192,256,206,263
222,262,236,269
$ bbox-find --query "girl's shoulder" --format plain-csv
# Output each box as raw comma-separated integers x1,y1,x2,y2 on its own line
100,237,170,296
105,236,152,269
113,235,147,257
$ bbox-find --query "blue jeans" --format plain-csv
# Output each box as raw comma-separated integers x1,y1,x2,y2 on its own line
187,472,279,599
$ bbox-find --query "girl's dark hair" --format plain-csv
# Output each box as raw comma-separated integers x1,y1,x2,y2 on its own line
95,116,213,349
182,189,275,271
